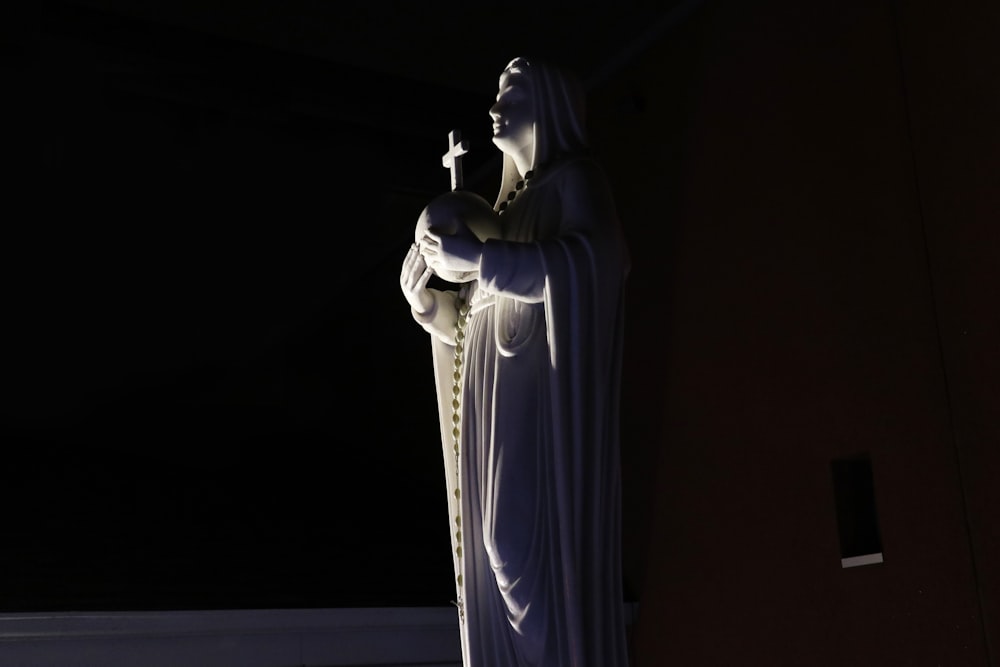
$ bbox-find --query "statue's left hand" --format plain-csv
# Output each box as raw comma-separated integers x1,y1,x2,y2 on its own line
400,243,435,314
421,223,483,275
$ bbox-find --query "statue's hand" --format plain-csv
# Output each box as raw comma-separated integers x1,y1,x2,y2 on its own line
400,243,434,314
422,223,483,275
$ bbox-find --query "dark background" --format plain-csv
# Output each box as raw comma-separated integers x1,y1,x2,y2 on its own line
2,0,691,611
3,1,1000,665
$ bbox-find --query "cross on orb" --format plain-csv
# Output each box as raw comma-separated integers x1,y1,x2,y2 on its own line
441,129,469,191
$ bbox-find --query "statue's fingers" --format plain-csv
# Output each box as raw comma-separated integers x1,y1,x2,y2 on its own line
400,258,415,280
406,246,429,271
402,253,421,277
418,266,433,286
406,257,426,280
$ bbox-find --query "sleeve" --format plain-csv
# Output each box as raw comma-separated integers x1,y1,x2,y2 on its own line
411,287,459,345
478,159,620,303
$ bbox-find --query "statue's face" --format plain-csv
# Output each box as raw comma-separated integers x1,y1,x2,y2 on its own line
490,72,534,159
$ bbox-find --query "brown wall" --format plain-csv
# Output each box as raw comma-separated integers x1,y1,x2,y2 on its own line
590,1,999,664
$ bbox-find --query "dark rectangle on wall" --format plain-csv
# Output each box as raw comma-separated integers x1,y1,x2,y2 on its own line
831,456,884,568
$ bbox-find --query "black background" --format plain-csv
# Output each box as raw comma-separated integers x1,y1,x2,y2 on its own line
3,1,500,610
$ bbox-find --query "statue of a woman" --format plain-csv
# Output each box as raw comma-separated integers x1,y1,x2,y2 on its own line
400,57,630,667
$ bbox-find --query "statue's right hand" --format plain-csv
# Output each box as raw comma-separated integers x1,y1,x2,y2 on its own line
400,243,435,315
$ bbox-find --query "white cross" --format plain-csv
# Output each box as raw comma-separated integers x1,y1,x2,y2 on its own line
441,129,469,191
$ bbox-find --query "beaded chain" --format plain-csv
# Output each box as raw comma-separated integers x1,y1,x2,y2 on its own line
449,168,532,625
451,297,469,624
497,169,534,214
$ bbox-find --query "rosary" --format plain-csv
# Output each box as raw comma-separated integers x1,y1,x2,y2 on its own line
440,129,533,625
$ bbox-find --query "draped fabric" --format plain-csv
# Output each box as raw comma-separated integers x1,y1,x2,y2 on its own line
423,155,630,667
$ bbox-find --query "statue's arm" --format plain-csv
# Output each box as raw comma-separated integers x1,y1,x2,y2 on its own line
479,159,618,302
411,287,460,345
401,242,459,344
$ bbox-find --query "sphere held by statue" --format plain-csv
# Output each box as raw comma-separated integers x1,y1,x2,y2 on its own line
415,190,500,283
415,190,500,242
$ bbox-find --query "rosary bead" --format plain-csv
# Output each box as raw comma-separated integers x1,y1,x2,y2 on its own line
450,296,465,620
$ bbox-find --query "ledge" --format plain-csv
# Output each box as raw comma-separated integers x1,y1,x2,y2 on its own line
0,603,638,666
0,606,464,667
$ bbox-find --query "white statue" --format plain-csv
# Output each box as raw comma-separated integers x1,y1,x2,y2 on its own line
400,56,630,667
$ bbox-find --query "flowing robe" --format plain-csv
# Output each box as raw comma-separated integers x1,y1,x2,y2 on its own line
413,156,629,667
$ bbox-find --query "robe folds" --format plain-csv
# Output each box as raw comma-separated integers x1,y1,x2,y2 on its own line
416,155,629,667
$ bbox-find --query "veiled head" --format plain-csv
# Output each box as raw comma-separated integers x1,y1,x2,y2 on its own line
490,64,536,162
490,57,589,208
